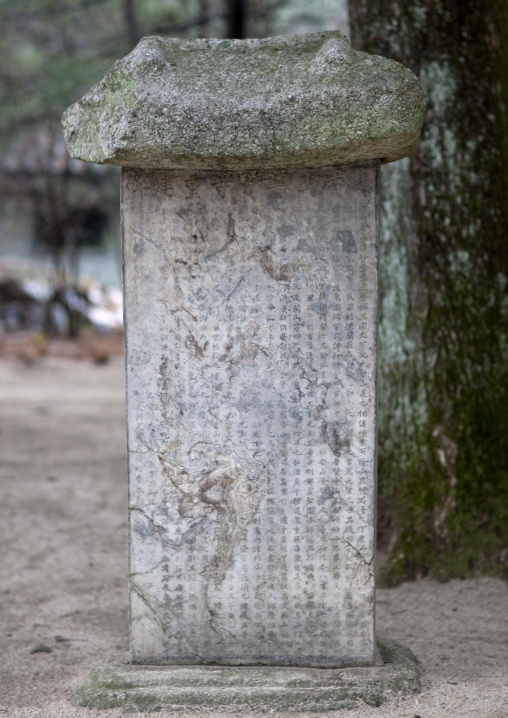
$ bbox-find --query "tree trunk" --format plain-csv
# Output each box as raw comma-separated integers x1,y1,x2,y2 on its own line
124,0,139,47
349,0,508,582
226,0,246,38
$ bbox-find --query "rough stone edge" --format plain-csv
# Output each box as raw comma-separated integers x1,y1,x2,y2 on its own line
70,638,421,713
62,32,425,170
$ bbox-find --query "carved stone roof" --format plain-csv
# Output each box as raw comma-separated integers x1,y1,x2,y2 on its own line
63,32,424,170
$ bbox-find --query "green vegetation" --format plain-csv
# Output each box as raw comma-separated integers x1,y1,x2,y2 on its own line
0,0,219,144
0,0,329,144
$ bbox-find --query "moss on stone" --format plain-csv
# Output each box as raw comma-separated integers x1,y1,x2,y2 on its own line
62,31,424,170
71,639,420,712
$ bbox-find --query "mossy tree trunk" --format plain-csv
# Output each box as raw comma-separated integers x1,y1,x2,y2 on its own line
350,0,508,582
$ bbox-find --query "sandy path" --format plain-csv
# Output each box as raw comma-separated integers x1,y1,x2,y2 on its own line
0,358,506,718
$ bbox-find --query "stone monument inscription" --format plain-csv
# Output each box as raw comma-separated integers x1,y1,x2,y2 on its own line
124,165,379,666
64,30,425,709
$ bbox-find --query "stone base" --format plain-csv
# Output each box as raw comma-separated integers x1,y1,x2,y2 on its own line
71,639,420,713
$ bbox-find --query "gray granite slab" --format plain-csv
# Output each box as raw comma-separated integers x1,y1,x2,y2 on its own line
123,164,379,667
62,32,425,170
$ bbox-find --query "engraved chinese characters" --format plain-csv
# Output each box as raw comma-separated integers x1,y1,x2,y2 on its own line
123,165,379,667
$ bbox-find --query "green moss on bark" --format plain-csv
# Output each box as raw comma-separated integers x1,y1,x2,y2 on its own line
350,0,508,583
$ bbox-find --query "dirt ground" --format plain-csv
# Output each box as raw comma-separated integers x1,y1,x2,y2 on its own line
0,357,507,718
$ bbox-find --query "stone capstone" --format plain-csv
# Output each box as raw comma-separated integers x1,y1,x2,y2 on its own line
62,32,425,170
71,638,421,713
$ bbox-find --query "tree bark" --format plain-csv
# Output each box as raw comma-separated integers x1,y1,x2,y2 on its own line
350,0,508,582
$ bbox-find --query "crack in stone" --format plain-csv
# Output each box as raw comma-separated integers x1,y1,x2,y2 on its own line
171,306,198,322
132,229,164,252
130,581,205,662
336,537,374,566
204,213,237,261
224,276,245,302
130,580,166,616
129,505,167,535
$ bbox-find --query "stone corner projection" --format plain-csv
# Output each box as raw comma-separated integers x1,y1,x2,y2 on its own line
62,31,425,170
63,33,424,669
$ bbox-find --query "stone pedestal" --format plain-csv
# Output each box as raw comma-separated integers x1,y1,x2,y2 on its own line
124,165,378,667
71,639,421,713
63,30,425,710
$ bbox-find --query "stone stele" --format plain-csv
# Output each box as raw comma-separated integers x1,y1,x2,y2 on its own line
64,31,424,711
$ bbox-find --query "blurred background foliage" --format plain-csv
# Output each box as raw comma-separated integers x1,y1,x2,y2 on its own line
0,0,346,293
0,0,346,142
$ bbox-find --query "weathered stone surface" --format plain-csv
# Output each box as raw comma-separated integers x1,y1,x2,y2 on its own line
123,164,378,667
71,638,420,712
62,32,425,170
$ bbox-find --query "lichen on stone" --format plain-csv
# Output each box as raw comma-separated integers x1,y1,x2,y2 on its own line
62,31,424,170
71,639,420,712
